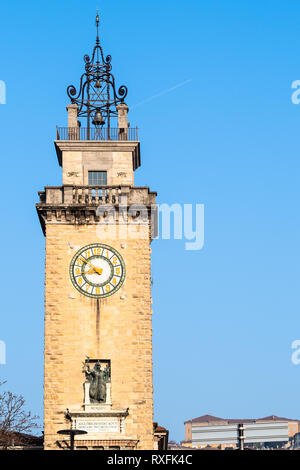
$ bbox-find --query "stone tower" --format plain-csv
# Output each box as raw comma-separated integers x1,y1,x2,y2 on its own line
36,14,156,450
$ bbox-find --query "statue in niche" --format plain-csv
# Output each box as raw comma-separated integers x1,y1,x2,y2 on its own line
83,359,111,403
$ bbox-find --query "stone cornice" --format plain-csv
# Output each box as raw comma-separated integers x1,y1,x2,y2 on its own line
57,439,140,449
36,205,156,240
36,185,158,239
54,140,141,169
69,409,129,418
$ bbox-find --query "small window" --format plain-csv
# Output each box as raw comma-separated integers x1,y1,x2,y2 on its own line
88,171,107,185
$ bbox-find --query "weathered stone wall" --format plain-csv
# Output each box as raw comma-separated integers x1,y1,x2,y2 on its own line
62,150,134,186
44,223,153,450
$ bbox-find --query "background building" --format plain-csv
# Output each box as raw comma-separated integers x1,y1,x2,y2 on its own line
0,432,43,450
183,414,300,449
153,423,169,450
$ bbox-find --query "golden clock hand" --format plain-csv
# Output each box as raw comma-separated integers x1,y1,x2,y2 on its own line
80,256,97,270
93,267,103,275
80,257,103,275
83,268,97,275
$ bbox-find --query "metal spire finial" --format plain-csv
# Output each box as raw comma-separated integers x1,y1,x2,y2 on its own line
96,9,100,44
66,13,128,132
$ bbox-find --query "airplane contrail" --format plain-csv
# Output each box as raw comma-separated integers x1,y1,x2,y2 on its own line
131,79,192,109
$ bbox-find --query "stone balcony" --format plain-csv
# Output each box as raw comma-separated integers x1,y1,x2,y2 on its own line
36,185,157,237
38,185,156,206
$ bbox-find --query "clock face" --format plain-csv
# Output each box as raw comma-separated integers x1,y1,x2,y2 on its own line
69,243,126,299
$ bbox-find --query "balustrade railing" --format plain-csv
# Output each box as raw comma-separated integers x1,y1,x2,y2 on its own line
72,186,121,205
39,185,157,208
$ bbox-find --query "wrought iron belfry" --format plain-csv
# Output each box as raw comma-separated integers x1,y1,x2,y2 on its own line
67,11,128,138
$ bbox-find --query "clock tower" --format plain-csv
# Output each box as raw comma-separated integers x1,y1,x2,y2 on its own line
37,14,157,450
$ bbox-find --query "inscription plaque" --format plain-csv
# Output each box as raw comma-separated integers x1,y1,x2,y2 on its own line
75,418,119,433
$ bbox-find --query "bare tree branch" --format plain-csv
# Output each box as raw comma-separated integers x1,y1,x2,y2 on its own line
0,382,40,449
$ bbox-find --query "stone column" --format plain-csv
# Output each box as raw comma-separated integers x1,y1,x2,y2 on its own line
117,103,129,140
83,381,91,405
63,185,74,204
66,104,79,140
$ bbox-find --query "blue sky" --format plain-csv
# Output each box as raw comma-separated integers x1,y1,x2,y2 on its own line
0,0,300,443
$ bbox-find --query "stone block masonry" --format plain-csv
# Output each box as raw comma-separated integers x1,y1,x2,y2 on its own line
44,224,153,450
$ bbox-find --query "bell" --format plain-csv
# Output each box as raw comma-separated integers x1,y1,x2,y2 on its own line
92,108,105,126
95,78,101,88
